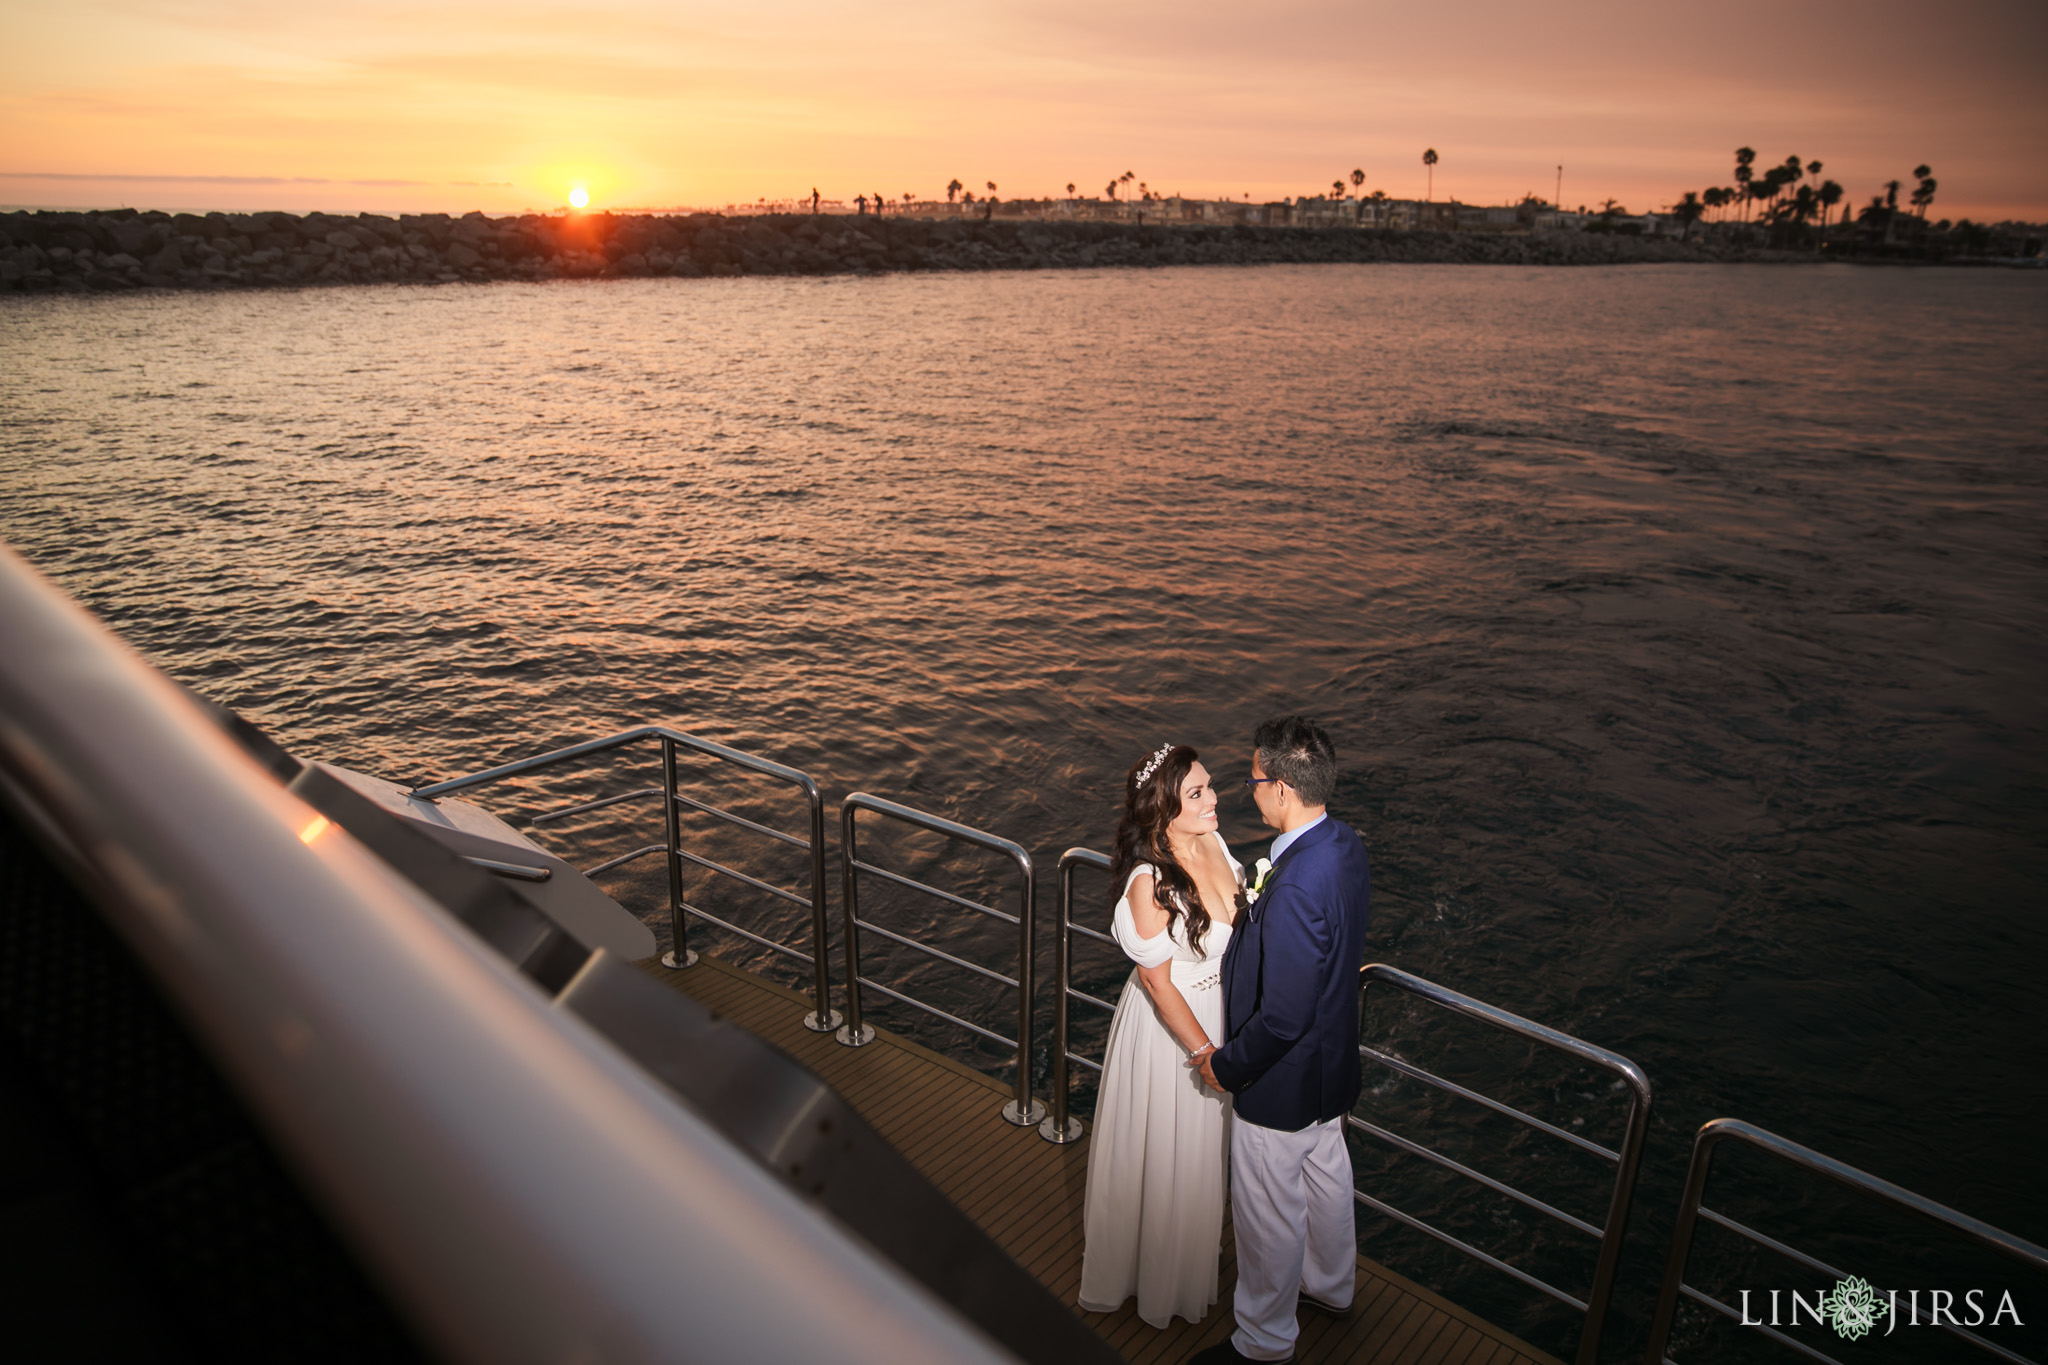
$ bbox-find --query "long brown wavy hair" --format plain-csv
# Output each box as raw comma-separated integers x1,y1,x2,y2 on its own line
1108,744,1219,958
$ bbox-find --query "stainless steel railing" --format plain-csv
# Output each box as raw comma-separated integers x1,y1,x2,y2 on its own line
1355,964,1652,1365
411,725,839,1033
1041,846,1114,1144
836,792,1044,1127
1642,1117,2048,1365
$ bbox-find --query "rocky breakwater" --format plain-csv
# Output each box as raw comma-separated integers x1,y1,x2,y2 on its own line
0,206,1739,293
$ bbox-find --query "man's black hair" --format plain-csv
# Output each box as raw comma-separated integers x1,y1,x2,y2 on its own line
1252,715,1337,807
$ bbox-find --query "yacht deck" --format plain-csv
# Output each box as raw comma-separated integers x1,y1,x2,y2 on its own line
642,953,1563,1365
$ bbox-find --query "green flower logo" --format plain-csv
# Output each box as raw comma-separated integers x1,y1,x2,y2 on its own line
1819,1276,1888,1341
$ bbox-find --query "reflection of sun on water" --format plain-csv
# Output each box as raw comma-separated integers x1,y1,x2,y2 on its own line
568,187,590,209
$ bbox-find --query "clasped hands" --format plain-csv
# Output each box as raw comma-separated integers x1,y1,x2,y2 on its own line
1188,1042,1224,1092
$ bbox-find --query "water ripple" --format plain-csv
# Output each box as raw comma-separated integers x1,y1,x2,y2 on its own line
4,263,2046,1345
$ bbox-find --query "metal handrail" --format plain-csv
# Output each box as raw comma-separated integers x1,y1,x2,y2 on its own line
836,793,1043,1128
1041,847,1114,1143
1361,1042,1622,1161
1357,964,1652,1365
1642,1117,2048,1365
528,786,663,826
411,725,839,1033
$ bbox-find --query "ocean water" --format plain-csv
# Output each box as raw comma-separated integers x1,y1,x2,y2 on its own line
4,262,2045,1359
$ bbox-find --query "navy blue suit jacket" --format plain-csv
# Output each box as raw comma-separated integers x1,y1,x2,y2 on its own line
1211,815,1371,1131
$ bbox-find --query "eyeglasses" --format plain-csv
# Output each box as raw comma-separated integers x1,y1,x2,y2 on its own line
1243,776,1284,790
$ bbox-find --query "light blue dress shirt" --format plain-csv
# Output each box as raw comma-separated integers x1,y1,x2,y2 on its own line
1268,810,1328,865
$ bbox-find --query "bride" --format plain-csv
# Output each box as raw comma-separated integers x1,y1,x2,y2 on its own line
1077,742,1244,1328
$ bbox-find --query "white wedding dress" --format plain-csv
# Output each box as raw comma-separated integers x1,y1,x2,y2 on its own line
1076,833,1238,1327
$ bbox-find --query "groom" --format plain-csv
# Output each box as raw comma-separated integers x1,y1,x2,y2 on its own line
1193,715,1370,1364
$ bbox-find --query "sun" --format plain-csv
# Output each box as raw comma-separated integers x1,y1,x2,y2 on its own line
568,186,590,209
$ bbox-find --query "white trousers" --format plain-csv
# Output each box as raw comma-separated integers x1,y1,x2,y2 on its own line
1229,1115,1355,1361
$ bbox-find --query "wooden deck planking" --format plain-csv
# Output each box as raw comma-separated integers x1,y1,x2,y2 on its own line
1411,1322,1477,1365
642,955,1562,1365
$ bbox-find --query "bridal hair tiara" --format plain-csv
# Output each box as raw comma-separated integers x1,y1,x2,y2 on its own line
1135,743,1175,787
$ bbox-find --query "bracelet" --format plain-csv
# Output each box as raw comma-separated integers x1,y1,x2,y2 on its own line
1189,1043,1215,1060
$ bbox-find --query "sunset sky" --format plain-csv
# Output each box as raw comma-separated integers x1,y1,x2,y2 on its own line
4,0,2044,221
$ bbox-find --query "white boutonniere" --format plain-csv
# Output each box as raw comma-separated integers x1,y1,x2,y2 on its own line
1245,857,1274,905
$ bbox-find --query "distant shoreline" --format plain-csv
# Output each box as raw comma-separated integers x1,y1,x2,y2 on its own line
2,208,2035,294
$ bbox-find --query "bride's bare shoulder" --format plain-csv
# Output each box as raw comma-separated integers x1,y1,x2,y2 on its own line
1126,869,1170,938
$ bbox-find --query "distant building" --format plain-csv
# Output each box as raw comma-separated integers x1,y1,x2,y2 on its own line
867,191,1642,233
1291,197,1357,227
1455,205,1521,232
1360,199,1417,229
1412,202,1458,230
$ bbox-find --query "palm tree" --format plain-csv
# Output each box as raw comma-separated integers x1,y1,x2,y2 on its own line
1422,148,1438,200
1331,179,1345,199
1757,166,1793,225
946,178,963,203
1911,165,1936,220
1702,186,1728,223
1780,156,1805,225
986,181,997,196
1817,179,1843,230
1790,184,1817,232
1066,182,1076,197
1672,191,1705,241
1351,168,1365,194
1733,147,1755,223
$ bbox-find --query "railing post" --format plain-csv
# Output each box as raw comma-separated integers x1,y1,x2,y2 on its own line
1001,849,1044,1128
835,801,873,1046
659,735,696,968
1038,854,1084,1143
1642,1125,1722,1365
800,779,840,1033
1580,1059,1653,1364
